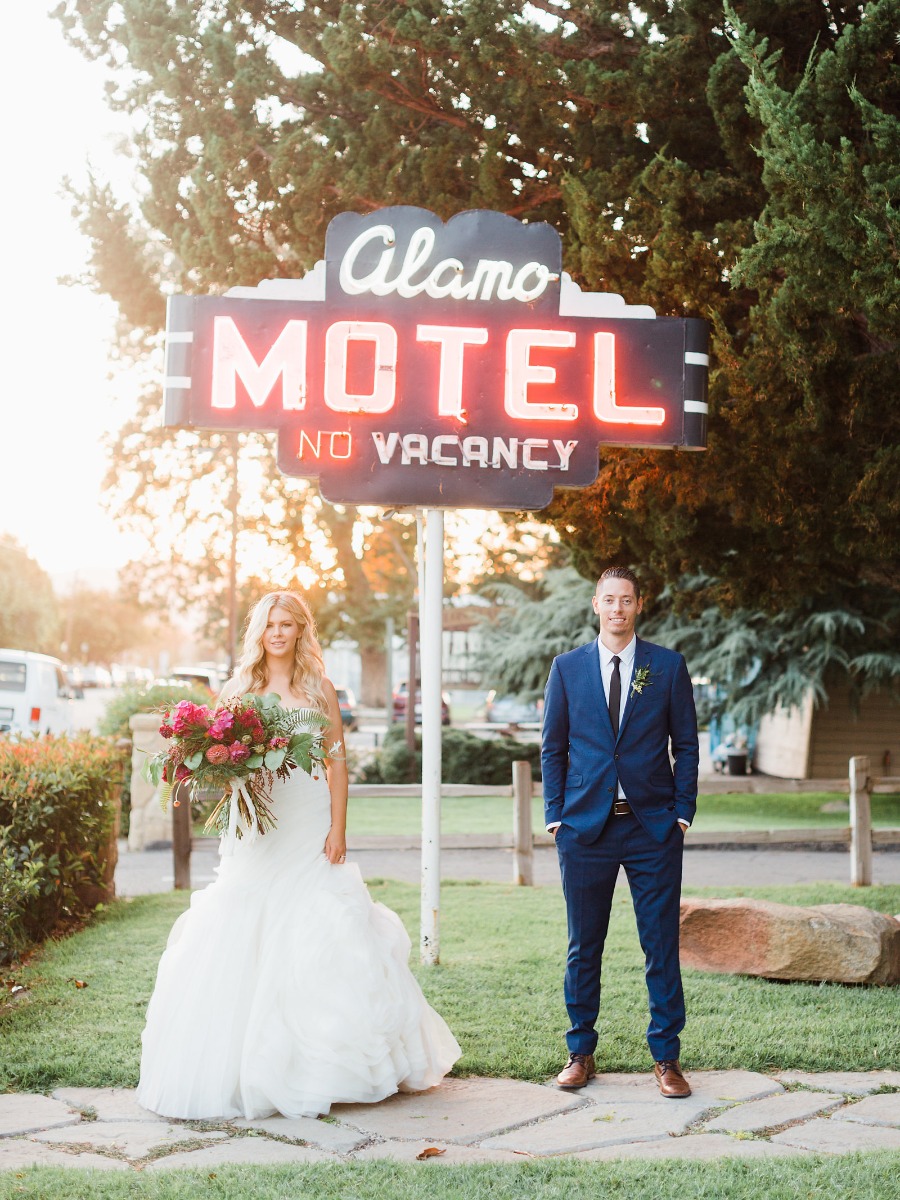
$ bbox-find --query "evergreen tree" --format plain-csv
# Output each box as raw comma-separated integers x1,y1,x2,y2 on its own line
54,0,900,706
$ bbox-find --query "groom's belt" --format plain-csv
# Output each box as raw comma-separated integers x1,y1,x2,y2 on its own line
612,800,632,816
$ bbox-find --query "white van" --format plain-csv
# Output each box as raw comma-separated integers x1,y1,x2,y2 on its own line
0,649,74,737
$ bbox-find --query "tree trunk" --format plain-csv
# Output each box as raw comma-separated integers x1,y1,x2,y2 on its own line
359,642,387,708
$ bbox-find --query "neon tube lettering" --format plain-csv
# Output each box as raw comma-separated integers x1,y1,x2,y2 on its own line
324,321,397,413
338,224,555,303
504,329,578,421
416,325,489,417
210,317,307,410
593,332,666,426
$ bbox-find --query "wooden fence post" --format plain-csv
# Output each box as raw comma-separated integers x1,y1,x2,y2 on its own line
849,755,872,887
512,760,534,887
172,786,192,890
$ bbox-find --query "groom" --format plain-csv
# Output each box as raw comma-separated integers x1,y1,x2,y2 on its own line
542,567,698,1098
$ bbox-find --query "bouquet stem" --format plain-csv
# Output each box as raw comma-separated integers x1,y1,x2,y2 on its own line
206,776,277,854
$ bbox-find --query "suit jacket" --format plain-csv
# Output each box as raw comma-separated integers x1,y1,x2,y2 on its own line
542,636,699,845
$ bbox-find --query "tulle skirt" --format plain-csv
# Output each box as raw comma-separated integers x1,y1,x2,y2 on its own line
136,767,460,1119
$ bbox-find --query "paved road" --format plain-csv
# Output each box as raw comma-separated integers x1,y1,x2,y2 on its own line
115,838,900,896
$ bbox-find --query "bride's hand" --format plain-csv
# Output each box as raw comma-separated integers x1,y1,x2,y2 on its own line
324,828,347,865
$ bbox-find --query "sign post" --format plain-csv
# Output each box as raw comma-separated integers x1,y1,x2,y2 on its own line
162,205,709,961
420,508,444,963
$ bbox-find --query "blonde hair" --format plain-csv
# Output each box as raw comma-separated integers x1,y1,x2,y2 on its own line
226,591,328,713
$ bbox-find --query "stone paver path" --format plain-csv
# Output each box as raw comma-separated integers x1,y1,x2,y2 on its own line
0,1071,899,1170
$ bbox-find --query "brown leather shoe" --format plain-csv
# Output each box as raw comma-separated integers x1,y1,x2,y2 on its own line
556,1052,596,1089
654,1059,691,1098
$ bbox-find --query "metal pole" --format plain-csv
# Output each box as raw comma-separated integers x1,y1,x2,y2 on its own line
226,434,239,674
385,616,395,725
420,507,444,964
512,760,534,886
849,755,872,887
405,611,418,756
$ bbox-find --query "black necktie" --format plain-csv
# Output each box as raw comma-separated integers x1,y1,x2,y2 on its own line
609,655,621,739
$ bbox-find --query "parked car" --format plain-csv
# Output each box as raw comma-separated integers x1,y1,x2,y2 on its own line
336,686,358,730
73,663,113,689
482,691,542,727
170,664,224,693
392,681,451,726
0,649,75,736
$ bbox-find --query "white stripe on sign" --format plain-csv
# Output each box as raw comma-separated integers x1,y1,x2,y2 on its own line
164,376,192,389
166,331,194,343
684,352,709,367
684,400,708,414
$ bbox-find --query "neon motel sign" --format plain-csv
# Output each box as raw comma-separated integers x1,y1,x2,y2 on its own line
163,207,708,509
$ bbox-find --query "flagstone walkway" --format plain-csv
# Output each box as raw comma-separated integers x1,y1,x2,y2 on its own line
2,1070,900,1170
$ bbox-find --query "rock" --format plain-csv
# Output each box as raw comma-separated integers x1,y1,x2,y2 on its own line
679,898,900,985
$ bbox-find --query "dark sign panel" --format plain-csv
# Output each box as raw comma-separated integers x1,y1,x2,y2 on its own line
164,207,708,510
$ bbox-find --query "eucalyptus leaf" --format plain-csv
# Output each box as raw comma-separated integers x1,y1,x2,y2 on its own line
246,754,264,769
143,758,162,786
185,751,204,770
264,748,286,769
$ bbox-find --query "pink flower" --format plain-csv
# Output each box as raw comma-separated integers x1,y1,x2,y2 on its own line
174,763,191,782
172,701,211,736
229,743,250,763
208,710,235,741
268,736,289,749
206,744,230,765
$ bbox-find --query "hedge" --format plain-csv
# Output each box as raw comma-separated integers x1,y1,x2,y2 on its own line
363,725,542,786
0,735,125,964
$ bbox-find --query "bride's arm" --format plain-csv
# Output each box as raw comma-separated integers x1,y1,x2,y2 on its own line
321,680,348,864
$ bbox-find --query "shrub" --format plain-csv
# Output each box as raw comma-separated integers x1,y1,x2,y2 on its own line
98,683,213,835
363,725,542,786
98,682,214,740
0,735,125,964
0,848,41,964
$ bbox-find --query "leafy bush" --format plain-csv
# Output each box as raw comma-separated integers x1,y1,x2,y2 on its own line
0,735,125,964
364,725,541,786
98,683,214,740
98,683,213,835
0,848,41,964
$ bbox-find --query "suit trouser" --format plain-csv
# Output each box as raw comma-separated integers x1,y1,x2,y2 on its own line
556,812,685,1062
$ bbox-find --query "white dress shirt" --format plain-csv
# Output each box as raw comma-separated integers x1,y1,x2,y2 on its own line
599,634,634,800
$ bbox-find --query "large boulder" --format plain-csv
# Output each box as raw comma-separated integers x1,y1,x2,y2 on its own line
679,898,900,985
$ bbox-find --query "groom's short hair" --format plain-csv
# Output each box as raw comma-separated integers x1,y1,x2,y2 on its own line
597,566,641,600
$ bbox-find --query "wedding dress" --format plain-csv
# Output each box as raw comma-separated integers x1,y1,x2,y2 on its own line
136,760,460,1119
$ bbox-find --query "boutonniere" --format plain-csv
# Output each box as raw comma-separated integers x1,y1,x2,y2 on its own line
631,666,653,696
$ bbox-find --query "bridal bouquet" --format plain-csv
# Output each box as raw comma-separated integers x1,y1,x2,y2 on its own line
143,693,331,847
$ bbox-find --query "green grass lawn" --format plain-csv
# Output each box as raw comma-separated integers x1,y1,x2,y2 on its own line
344,791,900,836
3,881,899,1094
3,1156,900,1200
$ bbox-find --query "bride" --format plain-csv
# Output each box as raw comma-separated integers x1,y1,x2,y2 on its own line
136,590,460,1119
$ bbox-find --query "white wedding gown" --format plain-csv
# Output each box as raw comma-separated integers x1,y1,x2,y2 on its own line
136,763,461,1119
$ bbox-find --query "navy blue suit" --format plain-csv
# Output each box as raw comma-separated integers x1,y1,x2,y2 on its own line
542,636,698,1061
